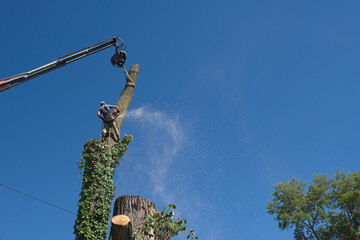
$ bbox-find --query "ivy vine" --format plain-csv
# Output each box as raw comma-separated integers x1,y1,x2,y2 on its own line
134,204,198,240
74,135,133,240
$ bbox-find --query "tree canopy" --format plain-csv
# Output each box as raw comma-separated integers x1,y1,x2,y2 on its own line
267,170,360,240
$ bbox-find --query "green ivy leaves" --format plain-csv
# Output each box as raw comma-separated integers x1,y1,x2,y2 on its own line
134,204,198,240
74,136,133,240
73,135,198,240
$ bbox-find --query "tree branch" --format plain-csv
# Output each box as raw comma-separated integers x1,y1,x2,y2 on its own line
345,208,354,228
306,220,322,240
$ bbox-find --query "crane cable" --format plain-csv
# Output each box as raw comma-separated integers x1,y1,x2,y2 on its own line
0,183,76,215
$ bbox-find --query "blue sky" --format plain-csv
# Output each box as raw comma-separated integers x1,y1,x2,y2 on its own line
1,1,360,239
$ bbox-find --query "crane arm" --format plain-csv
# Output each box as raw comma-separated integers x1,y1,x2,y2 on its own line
0,37,126,92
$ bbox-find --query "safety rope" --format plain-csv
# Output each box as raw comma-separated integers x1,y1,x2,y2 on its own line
122,66,135,87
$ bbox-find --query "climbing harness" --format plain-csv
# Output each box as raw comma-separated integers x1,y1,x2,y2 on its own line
103,113,115,123
101,109,121,141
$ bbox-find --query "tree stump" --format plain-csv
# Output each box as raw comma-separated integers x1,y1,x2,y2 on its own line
109,215,133,240
112,195,158,239
111,195,170,240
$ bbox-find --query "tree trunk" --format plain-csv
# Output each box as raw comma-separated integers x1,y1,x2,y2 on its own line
112,195,158,240
109,215,133,240
74,65,139,240
106,64,140,149
111,195,170,240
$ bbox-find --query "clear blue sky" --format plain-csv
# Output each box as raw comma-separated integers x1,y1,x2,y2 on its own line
1,1,360,239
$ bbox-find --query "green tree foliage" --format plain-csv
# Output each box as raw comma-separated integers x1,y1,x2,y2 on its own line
267,170,360,240
74,136,133,240
134,204,198,240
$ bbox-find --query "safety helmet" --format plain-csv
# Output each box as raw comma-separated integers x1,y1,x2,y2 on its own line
100,101,105,106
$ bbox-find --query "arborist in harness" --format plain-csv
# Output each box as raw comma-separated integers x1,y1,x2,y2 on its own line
96,65,133,142
97,101,120,141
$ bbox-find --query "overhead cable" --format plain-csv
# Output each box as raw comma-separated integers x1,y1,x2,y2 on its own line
0,183,76,215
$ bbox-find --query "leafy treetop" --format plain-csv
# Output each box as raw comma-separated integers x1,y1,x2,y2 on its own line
267,170,360,240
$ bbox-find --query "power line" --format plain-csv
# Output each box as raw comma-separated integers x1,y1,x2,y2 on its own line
0,183,76,215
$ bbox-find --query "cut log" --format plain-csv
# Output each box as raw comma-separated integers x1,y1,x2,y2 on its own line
109,215,132,240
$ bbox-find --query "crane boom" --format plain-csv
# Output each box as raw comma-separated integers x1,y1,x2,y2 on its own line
0,37,127,92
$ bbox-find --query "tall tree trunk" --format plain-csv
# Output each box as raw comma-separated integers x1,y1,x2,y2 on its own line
74,65,139,240
106,64,139,149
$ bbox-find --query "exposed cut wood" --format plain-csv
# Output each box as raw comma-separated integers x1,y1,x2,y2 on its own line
112,215,131,226
113,195,159,232
109,215,133,240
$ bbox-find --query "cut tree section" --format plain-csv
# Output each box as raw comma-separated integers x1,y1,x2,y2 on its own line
111,195,170,240
109,215,133,240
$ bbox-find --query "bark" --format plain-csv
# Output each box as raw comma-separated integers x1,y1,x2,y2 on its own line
105,64,139,149
75,65,139,240
111,195,170,240
112,195,158,239
109,215,133,240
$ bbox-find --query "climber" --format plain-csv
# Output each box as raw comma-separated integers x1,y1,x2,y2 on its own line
97,101,120,141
